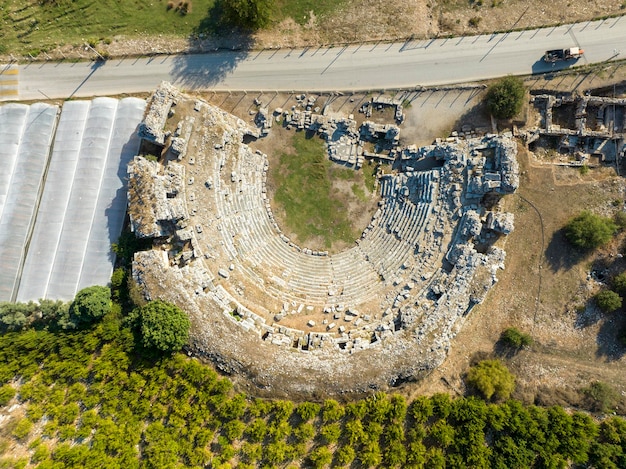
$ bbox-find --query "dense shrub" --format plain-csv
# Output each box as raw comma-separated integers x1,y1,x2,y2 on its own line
0,385,16,406
467,359,515,401
110,268,126,301
564,211,616,250
221,0,273,30
614,211,626,230
500,327,533,348
308,446,332,469
139,300,190,353
0,299,69,332
582,381,619,413
612,272,626,296
112,230,152,268
485,76,525,119
68,285,111,327
595,290,622,313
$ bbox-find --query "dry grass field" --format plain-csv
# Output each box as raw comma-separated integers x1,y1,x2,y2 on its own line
1,0,624,60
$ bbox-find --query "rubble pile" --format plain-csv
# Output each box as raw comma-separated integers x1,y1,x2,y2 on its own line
127,157,186,238
138,81,178,145
360,96,405,124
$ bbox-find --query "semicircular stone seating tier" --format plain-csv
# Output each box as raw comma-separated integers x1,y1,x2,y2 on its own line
212,148,441,307
129,82,519,355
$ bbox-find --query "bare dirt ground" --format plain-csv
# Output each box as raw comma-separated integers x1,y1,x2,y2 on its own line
260,0,623,50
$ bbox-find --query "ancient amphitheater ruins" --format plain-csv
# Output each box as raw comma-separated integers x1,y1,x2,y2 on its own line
128,83,519,396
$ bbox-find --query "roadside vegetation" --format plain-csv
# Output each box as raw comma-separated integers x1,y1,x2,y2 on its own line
485,76,525,120
220,0,274,29
0,0,209,55
2,0,624,58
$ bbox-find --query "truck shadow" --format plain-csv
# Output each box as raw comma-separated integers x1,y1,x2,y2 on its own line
531,58,582,76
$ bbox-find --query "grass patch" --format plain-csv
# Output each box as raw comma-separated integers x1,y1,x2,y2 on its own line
0,0,209,54
272,132,358,248
0,0,347,55
362,160,378,193
334,166,358,181
351,183,366,202
275,0,340,25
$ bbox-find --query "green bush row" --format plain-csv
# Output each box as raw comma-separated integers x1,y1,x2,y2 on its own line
0,320,623,468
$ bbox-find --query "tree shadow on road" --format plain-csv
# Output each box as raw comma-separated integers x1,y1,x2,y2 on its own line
169,0,255,89
531,58,581,76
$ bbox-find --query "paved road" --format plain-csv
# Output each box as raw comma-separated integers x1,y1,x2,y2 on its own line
6,16,626,101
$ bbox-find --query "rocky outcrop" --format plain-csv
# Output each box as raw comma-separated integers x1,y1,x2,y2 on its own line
127,157,186,238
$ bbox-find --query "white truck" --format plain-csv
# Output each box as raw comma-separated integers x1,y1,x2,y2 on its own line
543,47,584,62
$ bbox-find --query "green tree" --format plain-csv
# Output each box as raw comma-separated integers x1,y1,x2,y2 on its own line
68,286,111,327
222,419,246,441
467,359,515,401
293,422,315,443
296,401,320,421
500,327,533,348
360,442,382,467
564,211,617,250
221,0,273,30
308,446,332,469
612,272,626,296
321,399,344,422
246,418,268,442
0,302,30,331
319,422,341,445
12,418,33,440
0,385,16,406
582,381,619,413
139,300,190,353
595,290,622,313
485,76,525,119
336,445,356,466
410,396,434,424
431,393,452,419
